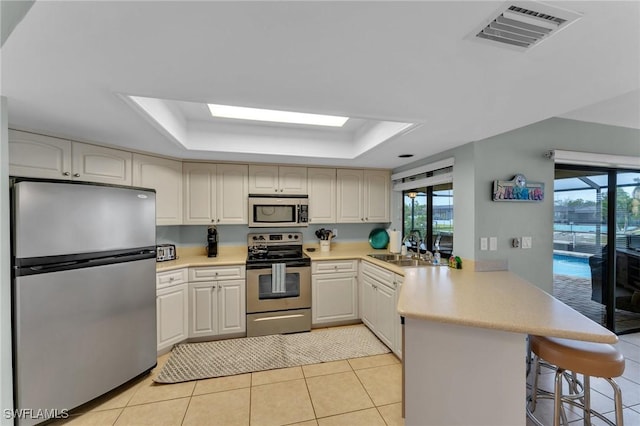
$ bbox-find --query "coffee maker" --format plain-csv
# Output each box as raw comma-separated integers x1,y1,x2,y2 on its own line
207,225,218,258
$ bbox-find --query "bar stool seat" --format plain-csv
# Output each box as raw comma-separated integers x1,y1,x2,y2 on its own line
528,335,625,426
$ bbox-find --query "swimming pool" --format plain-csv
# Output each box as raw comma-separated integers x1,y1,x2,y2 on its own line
553,254,591,278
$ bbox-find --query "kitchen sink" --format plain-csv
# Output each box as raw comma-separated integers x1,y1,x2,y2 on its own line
367,254,438,267
367,253,405,262
387,259,434,267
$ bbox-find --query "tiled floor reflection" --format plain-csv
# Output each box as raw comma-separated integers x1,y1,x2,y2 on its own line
52,331,640,426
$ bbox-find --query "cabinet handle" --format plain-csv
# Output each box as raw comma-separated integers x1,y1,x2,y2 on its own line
169,277,174,281
212,285,216,290
212,219,215,223
73,173,80,177
217,218,220,222
365,217,368,221
218,285,221,292
280,189,283,192
361,218,365,221
275,189,278,192
62,172,70,176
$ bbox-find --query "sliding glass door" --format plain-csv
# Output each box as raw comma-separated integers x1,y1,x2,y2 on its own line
553,166,640,334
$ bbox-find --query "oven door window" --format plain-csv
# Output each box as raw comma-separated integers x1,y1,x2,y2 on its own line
253,205,296,224
258,272,300,299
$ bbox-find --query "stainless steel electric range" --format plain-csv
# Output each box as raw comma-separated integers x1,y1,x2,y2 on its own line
245,232,311,337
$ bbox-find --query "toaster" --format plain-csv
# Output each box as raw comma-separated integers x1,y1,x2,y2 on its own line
156,244,177,262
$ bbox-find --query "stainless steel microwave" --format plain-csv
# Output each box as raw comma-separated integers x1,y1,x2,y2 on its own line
248,195,309,227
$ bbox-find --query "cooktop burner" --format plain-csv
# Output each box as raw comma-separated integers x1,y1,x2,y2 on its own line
246,232,309,266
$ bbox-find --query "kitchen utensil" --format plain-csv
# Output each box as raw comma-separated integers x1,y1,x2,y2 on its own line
368,228,390,249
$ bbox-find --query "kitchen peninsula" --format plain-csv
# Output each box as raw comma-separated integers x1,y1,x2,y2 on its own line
398,265,617,426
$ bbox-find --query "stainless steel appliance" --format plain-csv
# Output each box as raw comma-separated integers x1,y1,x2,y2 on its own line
10,178,157,426
246,232,311,336
156,244,176,261
248,195,309,228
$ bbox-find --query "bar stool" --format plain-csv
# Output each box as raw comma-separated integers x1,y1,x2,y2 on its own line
527,335,625,426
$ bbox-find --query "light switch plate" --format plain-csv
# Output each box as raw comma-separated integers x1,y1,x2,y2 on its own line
522,236,532,249
480,237,488,251
489,237,498,251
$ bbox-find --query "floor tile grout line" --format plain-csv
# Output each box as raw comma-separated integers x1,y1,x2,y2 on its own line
302,371,319,423
180,396,192,426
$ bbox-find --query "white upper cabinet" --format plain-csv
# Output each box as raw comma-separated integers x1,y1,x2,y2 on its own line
364,170,390,223
71,143,132,185
9,130,132,185
307,167,336,224
183,163,248,225
133,154,183,225
183,163,217,224
216,164,249,224
336,169,364,223
9,130,72,179
249,165,307,194
336,169,390,223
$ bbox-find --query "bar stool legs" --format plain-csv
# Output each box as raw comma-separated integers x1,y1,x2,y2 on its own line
527,335,626,426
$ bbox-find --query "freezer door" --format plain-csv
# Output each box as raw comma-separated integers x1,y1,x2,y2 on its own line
13,180,155,259
13,258,157,425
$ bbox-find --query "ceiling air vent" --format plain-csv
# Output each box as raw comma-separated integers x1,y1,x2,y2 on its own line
473,2,582,50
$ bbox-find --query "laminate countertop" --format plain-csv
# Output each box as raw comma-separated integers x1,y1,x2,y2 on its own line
397,266,617,344
155,243,616,344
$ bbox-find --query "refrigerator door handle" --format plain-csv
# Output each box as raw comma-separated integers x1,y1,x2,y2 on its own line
30,260,82,272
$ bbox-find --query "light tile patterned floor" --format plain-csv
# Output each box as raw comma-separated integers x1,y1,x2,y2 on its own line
52,333,640,426
53,353,403,426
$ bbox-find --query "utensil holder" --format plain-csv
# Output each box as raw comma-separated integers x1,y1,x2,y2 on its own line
320,240,330,252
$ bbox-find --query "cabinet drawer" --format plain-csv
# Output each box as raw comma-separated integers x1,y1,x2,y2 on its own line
189,265,246,281
312,259,358,274
361,261,395,286
156,268,188,289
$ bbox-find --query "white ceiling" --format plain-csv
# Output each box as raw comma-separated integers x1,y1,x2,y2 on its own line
2,1,639,169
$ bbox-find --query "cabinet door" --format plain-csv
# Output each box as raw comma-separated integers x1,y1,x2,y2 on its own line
308,168,336,224
217,164,248,224
360,274,376,329
249,165,279,194
72,143,133,185
375,282,396,349
183,163,217,224
364,170,390,222
9,130,72,179
133,154,183,225
394,275,404,359
336,169,364,223
189,282,218,338
312,273,358,325
218,279,246,335
156,283,188,351
279,166,307,194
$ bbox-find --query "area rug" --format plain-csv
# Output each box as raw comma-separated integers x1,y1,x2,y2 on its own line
154,325,390,383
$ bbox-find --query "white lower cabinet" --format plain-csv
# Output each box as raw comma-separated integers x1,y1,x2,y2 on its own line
188,266,246,338
156,269,189,352
311,260,358,325
360,261,402,353
393,274,404,359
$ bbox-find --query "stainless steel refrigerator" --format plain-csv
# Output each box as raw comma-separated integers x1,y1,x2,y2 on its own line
11,178,157,426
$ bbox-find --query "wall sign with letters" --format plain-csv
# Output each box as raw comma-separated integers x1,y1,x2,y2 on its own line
492,174,544,202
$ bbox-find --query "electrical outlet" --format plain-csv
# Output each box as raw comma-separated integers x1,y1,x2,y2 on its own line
522,236,532,249
332,228,338,238
480,237,488,251
512,238,521,248
489,237,498,251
